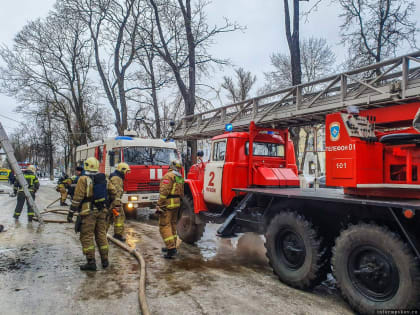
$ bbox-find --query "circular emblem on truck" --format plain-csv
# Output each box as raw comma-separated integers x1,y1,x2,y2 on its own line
330,122,340,141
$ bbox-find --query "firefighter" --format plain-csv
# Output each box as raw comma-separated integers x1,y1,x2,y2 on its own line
108,162,130,242
66,166,85,223
13,165,40,221
156,159,184,258
70,157,119,271
56,173,72,206
68,166,84,200
8,171,15,186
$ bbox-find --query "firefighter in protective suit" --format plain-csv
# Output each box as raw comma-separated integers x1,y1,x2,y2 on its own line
67,167,84,201
56,173,72,206
70,157,119,271
13,165,40,221
108,162,130,242
156,159,184,258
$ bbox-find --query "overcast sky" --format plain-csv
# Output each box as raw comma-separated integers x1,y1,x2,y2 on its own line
1,0,419,134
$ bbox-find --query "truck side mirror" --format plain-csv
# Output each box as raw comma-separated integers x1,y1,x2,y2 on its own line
109,151,115,167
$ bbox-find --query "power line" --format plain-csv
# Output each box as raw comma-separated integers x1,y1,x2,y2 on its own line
0,113,21,124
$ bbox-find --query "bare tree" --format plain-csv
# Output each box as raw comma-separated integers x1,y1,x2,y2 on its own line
0,6,97,146
283,0,303,86
147,0,239,168
131,9,176,138
338,0,418,69
0,4,109,168
63,0,142,135
263,37,336,92
221,67,257,103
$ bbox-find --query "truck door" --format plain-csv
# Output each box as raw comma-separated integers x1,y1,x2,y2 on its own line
203,140,226,205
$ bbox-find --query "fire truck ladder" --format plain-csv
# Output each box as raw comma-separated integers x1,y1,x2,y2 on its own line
173,51,420,140
0,122,44,224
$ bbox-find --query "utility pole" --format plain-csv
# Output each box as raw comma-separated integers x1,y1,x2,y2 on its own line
0,122,43,224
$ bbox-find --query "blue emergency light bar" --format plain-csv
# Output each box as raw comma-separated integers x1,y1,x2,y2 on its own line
225,123,233,132
267,131,274,135
115,136,133,140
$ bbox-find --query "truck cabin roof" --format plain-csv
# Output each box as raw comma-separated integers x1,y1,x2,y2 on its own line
212,132,285,144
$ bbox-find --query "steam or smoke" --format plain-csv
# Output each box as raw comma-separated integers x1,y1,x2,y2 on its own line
234,233,268,265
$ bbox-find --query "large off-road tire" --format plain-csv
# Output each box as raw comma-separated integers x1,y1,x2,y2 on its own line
177,195,205,244
332,223,420,315
265,211,329,290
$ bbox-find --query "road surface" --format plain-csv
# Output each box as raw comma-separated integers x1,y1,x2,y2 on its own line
0,180,354,314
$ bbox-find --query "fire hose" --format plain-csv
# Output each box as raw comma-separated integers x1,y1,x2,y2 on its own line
35,208,150,315
45,197,61,209
107,234,150,315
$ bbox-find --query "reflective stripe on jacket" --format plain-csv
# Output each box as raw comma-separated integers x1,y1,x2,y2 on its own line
157,170,184,209
14,171,40,192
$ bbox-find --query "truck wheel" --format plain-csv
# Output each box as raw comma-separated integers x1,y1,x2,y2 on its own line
332,224,420,314
177,196,205,244
265,211,329,290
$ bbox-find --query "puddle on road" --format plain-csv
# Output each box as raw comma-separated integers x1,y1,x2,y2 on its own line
132,209,159,226
131,219,338,296
155,231,272,287
132,218,269,268
192,229,269,269
77,254,138,301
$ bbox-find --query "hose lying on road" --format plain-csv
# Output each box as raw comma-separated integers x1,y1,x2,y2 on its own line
107,234,150,315
40,208,79,216
33,209,73,223
35,206,150,315
32,217,68,224
45,197,61,209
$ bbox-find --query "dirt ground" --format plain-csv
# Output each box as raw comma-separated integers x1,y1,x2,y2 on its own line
0,181,354,315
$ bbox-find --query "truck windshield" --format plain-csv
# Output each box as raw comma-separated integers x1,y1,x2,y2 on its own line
246,142,285,157
123,147,178,166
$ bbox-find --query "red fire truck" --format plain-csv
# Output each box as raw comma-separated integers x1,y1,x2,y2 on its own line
76,136,179,213
175,104,420,314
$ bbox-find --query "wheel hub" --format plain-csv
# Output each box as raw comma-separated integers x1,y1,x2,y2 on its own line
348,246,399,301
276,229,306,270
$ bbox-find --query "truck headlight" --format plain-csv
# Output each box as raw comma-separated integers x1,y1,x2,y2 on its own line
127,203,134,209
129,196,138,201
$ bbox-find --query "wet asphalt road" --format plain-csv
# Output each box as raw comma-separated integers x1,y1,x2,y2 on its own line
0,180,354,315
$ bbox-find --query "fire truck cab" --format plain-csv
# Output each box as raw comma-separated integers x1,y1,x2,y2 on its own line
186,122,299,214
76,136,179,213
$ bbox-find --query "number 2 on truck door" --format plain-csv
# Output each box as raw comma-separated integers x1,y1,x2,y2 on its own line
203,140,226,205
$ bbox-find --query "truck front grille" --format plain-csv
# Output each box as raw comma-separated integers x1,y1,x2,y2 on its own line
125,181,160,192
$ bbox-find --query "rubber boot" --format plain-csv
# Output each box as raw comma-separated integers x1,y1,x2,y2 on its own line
164,248,177,259
60,201,69,206
161,247,168,253
0,224,4,232
102,259,109,269
28,216,33,222
13,214,19,220
113,234,126,242
80,259,97,271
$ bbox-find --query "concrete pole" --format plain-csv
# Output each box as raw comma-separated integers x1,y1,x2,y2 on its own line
0,122,43,224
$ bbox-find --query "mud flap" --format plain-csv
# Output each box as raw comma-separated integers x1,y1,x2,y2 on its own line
217,193,254,237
